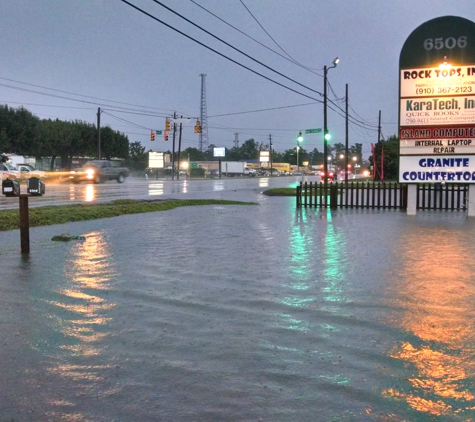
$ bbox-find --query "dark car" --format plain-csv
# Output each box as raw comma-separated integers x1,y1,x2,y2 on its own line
319,169,337,181
69,160,130,184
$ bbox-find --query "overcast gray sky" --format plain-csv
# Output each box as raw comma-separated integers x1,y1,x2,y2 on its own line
0,0,474,159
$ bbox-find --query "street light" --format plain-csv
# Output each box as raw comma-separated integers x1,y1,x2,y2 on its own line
323,57,339,189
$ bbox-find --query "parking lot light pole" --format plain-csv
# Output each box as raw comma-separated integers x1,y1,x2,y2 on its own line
323,57,339,190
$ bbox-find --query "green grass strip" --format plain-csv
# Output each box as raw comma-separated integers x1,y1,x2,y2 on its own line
0,199,256,231
263,188,296,196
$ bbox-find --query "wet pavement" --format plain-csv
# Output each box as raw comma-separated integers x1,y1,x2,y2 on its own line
0,175,311,210
1,178,475,421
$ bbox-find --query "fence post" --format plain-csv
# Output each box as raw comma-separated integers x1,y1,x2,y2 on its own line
19,196,30,254
330,183,338,209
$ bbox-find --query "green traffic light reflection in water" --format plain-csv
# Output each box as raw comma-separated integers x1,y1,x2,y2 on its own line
278,205,350,333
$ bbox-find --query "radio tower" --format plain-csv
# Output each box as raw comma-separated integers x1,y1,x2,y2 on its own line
199,74,209,152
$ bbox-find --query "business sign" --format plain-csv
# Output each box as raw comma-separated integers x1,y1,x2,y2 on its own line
400,125,475,154
400,65,475,98
148,151,164,169
213,147,225,157
399,155,475,182
260,151,270,162
399,16,475,181
400,96,475,126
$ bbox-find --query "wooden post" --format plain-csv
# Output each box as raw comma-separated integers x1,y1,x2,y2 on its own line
330,183,338,209
19,195,30,254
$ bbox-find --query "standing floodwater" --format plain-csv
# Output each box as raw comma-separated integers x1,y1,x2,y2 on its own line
1,189,475,421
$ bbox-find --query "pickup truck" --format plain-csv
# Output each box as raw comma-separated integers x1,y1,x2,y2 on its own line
69,160,130,184
16,164,48,180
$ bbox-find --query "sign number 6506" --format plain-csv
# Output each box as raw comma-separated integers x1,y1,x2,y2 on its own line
424,36,467,50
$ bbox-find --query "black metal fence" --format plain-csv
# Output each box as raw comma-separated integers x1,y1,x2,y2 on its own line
416,183,467,210
296,181,468,211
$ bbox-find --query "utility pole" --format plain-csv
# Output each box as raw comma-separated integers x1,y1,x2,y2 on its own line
97,107,101,160
177,119,183,180
323,58,339,191
378,110,382,143
345,84,349,184
378,110,383,181
323,66,329,190
171,111,176,180
269,133,273,176
199,74,209,152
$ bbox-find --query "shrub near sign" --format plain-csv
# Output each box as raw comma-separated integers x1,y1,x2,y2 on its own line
399,15,475,183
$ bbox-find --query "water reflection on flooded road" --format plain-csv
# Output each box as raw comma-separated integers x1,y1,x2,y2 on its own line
3,183,475,420
45,231,118,418
383,223,475,417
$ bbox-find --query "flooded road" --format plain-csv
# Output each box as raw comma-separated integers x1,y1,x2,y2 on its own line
1,177,475,421
0,175,310,210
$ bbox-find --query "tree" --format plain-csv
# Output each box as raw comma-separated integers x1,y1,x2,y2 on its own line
282,146,308,166
225,147,241,161
183,147,205,161
1,106,40,155
100,126,129,159
239,139,259,160
203,144,217,161
371,135,399,180
350,143,363,160
127,141,147,170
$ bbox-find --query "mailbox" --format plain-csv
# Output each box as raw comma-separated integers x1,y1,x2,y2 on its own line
27,177,45,196
2,178,20,196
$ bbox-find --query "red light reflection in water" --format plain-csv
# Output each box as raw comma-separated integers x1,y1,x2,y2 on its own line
382,228,475,417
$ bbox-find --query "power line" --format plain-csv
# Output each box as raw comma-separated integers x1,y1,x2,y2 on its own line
150,0,322,96
0,81,177,117
119,0,322,102
189,0,321,75
0,100,94,111
0,76,171,112
0,80,198,120
326,80,378,130
208,102,317,117
238,0,314,72
102,111,152,130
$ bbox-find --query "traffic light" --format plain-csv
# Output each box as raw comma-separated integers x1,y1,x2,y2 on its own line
165,119,171,131
151,130,155,142
164,131,169,141
324,130,331,141
297,131,303,142
194,120,202,133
